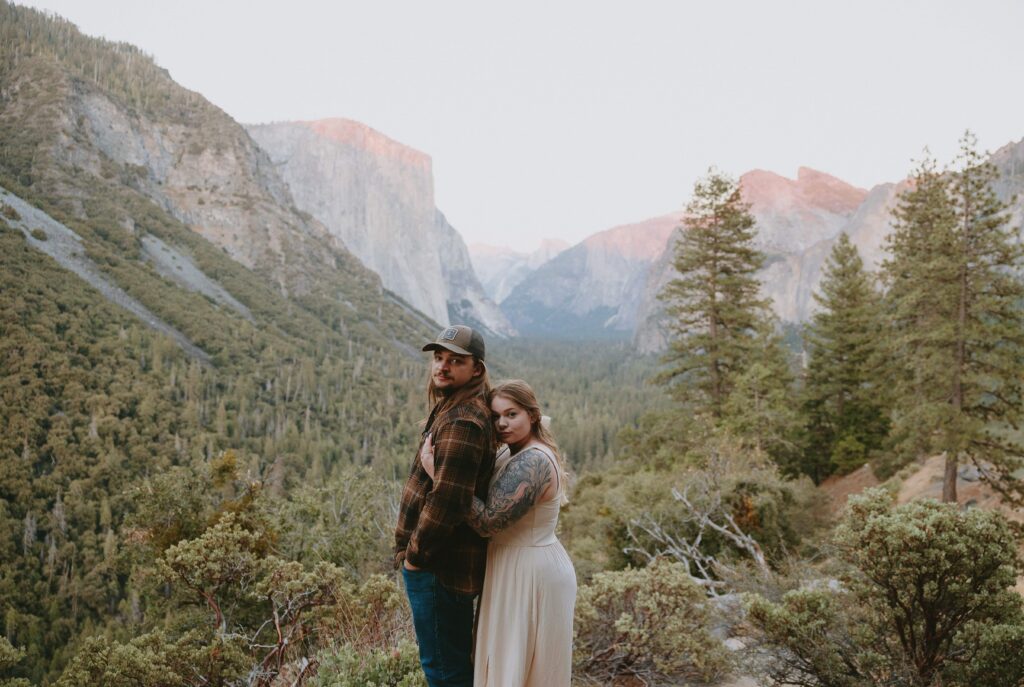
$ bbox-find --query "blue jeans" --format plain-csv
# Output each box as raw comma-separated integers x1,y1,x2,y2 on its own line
402,567,475,687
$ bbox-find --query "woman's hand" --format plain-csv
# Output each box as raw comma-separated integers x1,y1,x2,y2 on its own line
419,433,436,480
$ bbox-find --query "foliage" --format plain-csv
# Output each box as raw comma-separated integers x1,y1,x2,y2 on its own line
658,168,770,420
721,321,801,466
561,425,827,583
746,488,1024,686
573,559,730,685
313,641,425,687
798,232,889,482
0,637,31,687
487,338,669,472
881,135,1024,503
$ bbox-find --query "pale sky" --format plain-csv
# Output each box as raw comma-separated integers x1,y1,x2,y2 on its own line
18,0,1024,253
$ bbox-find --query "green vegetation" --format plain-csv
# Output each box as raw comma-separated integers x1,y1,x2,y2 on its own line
1,3,1023,685
748,489,1024,687
658,169,774,420
798,232,888,481
573,559,730,685
881,134,1024,503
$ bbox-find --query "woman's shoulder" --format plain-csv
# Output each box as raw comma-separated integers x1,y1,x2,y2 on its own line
507,443,557,471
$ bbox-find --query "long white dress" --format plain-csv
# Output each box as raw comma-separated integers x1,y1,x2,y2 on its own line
474,443,577,686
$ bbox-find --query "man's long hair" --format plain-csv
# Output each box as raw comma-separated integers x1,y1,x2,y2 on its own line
427,356,492,415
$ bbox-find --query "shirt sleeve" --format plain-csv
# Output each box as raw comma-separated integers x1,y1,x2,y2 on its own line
405,418,487,569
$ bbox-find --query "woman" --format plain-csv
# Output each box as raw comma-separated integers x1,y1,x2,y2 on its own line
421,379,576,686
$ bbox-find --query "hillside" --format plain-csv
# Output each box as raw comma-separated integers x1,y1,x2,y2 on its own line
0,3,440,680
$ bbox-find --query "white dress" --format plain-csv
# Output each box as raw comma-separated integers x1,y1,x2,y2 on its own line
474,443,577,686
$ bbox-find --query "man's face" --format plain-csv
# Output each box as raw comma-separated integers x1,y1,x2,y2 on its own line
431,349,480,391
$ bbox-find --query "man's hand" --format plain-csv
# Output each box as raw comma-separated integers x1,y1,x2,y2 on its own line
419,433,436,480
403,559,422,571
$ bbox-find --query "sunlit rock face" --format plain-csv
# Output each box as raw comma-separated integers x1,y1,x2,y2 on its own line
246,118,513,336
500,214,682,339
635,169,869,352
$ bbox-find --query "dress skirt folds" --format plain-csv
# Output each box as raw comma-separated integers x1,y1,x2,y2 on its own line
474,445,577,687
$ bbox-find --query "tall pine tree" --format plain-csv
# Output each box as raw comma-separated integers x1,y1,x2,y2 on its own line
882,134,1024,503
800,232,888,482
658,169,771,420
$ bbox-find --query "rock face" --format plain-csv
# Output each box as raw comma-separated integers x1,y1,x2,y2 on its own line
501,214,682,338
635,148,1024,352
246,119,513,336
634,169,869,351
469,239,569,303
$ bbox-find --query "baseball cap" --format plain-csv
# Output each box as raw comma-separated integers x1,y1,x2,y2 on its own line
422,325,486,361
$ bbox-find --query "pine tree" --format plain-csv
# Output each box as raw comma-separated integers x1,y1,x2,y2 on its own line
882,134,1024,503
799,232,888,481
659,169,770,420
721,320,799,463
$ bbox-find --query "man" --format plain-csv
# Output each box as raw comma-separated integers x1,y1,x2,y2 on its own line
395,324,497,687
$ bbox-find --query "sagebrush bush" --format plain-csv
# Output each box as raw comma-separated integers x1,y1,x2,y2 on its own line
573,559,730,685
313,640,425,687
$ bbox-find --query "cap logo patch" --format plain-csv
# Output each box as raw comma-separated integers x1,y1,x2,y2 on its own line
440,327,459,341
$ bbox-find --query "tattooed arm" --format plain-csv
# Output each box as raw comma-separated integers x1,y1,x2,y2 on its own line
466,447,554,537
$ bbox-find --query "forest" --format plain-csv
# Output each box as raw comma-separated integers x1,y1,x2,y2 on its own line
2,2,1024,686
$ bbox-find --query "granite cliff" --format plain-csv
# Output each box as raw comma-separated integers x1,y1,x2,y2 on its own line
500,214,681,338
246,119,513,336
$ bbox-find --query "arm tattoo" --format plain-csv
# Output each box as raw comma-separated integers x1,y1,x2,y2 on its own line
467,448,553,537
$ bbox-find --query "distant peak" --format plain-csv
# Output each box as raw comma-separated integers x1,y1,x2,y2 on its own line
740,166,867,213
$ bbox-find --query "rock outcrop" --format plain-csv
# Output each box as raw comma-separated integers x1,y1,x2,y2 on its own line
246,119,513,336
501,214,681,338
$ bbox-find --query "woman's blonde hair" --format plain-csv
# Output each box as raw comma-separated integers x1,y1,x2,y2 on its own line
489,379,571,505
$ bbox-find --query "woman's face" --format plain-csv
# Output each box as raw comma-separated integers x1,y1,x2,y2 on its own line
491,394,533,450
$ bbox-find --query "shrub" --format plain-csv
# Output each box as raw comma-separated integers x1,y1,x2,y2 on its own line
30,228,46,241
0,202,19,220
746,488,1024,687
574,559,730,685
313,640,425,687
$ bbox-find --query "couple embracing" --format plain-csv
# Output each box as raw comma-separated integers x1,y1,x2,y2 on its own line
395,325,576,687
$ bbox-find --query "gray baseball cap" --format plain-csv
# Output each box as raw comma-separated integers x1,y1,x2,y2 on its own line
422,325,486,361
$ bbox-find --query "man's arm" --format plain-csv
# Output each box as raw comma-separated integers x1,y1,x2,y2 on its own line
404,418,487,569
465,447,554,537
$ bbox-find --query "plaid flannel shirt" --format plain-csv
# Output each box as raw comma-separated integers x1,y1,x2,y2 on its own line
394,397,496,595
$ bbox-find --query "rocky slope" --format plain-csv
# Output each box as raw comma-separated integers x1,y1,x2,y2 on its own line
246,119,513,336
501,214,682,338
469,238,569,303
0,1,435,364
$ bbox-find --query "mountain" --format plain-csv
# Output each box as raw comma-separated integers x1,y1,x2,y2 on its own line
246,119,513,336
469,238,569,303
501,214,681,338
0,5,441,680
636,148,1024,352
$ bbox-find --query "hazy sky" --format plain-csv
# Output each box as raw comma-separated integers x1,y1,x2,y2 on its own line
19,0,1024,252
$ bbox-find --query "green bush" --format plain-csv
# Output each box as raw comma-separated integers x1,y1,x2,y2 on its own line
574,559,730,685
313,641,425,687
746,488,1024,687
0,202,19,221
29,228,46,241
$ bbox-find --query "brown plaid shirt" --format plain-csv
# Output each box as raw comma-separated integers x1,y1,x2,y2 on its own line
394,397,496,595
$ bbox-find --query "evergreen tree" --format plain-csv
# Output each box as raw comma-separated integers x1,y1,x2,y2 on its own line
722,320,800,464
882,134,1024,503
658,169,770,420
799,232,888,482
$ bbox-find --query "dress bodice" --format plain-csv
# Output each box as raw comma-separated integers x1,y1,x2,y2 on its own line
489,443,562,548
